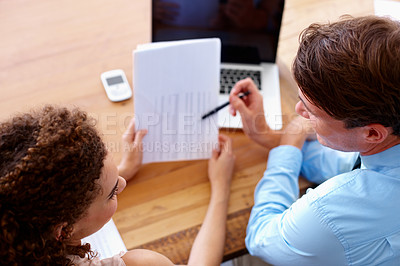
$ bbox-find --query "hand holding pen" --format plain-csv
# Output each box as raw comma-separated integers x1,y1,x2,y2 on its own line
201,91,250,120
228,78,265,118
229,78,273,147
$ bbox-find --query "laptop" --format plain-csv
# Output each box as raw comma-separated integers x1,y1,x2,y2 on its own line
151,0,284,130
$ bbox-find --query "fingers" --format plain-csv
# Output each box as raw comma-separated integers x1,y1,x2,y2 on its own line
208,135,235,185
229,78,259,117
211,148,219,160
211,134,233,160
230,78,259,96
122,117,136,142
133,129,147,150
217,134,233,160
282,116,316,143
123,117,147,143
229,93,249,117
218,134,232,154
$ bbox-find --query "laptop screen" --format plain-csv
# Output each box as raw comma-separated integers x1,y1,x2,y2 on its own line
152,0,284,64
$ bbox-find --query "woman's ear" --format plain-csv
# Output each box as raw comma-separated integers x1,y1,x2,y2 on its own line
363,124,389,143
54,222,68,241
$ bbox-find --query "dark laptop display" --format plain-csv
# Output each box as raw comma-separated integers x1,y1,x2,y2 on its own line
152,0,285,64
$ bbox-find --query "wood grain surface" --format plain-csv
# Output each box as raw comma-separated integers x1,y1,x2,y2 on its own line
0,0,374,262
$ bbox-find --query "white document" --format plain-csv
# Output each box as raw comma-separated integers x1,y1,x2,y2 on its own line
375,0,400,21
82,219,127,260
133,38,220,164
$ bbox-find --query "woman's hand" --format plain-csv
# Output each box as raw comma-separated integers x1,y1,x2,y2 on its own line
186,135,235,266
117,118,147,181
208,134,235,196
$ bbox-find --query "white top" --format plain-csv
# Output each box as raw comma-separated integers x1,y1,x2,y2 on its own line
68,251,126,266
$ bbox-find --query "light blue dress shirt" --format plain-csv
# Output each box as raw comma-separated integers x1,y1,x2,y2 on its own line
246,141,400,265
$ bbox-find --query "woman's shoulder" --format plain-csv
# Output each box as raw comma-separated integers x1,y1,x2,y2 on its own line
121,249,176,266
68,251,127,266
69,249,176,266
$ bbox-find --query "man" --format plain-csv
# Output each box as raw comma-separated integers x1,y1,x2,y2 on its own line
229,16,400,265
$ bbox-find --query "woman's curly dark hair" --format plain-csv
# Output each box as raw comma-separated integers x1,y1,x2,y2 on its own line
0,106,107,265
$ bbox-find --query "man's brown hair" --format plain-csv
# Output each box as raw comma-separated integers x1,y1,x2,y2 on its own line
293,15,400,136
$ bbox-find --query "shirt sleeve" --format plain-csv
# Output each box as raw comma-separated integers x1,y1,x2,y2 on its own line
300,140,359,184
245,145,345,265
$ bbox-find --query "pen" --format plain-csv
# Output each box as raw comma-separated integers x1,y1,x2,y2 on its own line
201,91,250,120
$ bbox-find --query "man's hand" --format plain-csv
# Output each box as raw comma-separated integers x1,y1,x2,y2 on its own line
229,78,280,148
280,116,316,149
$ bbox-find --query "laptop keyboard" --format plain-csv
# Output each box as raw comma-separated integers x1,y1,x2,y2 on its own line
220,68,261,94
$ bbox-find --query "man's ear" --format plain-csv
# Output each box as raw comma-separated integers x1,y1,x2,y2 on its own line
363,124,389,143
54,222,68,241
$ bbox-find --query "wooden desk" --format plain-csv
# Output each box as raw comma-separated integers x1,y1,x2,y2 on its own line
0,0,373,263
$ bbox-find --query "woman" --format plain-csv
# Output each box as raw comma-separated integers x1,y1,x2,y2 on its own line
0,105,235,265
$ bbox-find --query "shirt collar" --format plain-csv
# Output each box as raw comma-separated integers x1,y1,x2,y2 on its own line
361,144,400,171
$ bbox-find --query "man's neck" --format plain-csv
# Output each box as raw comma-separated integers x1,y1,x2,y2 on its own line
360,135,400,156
